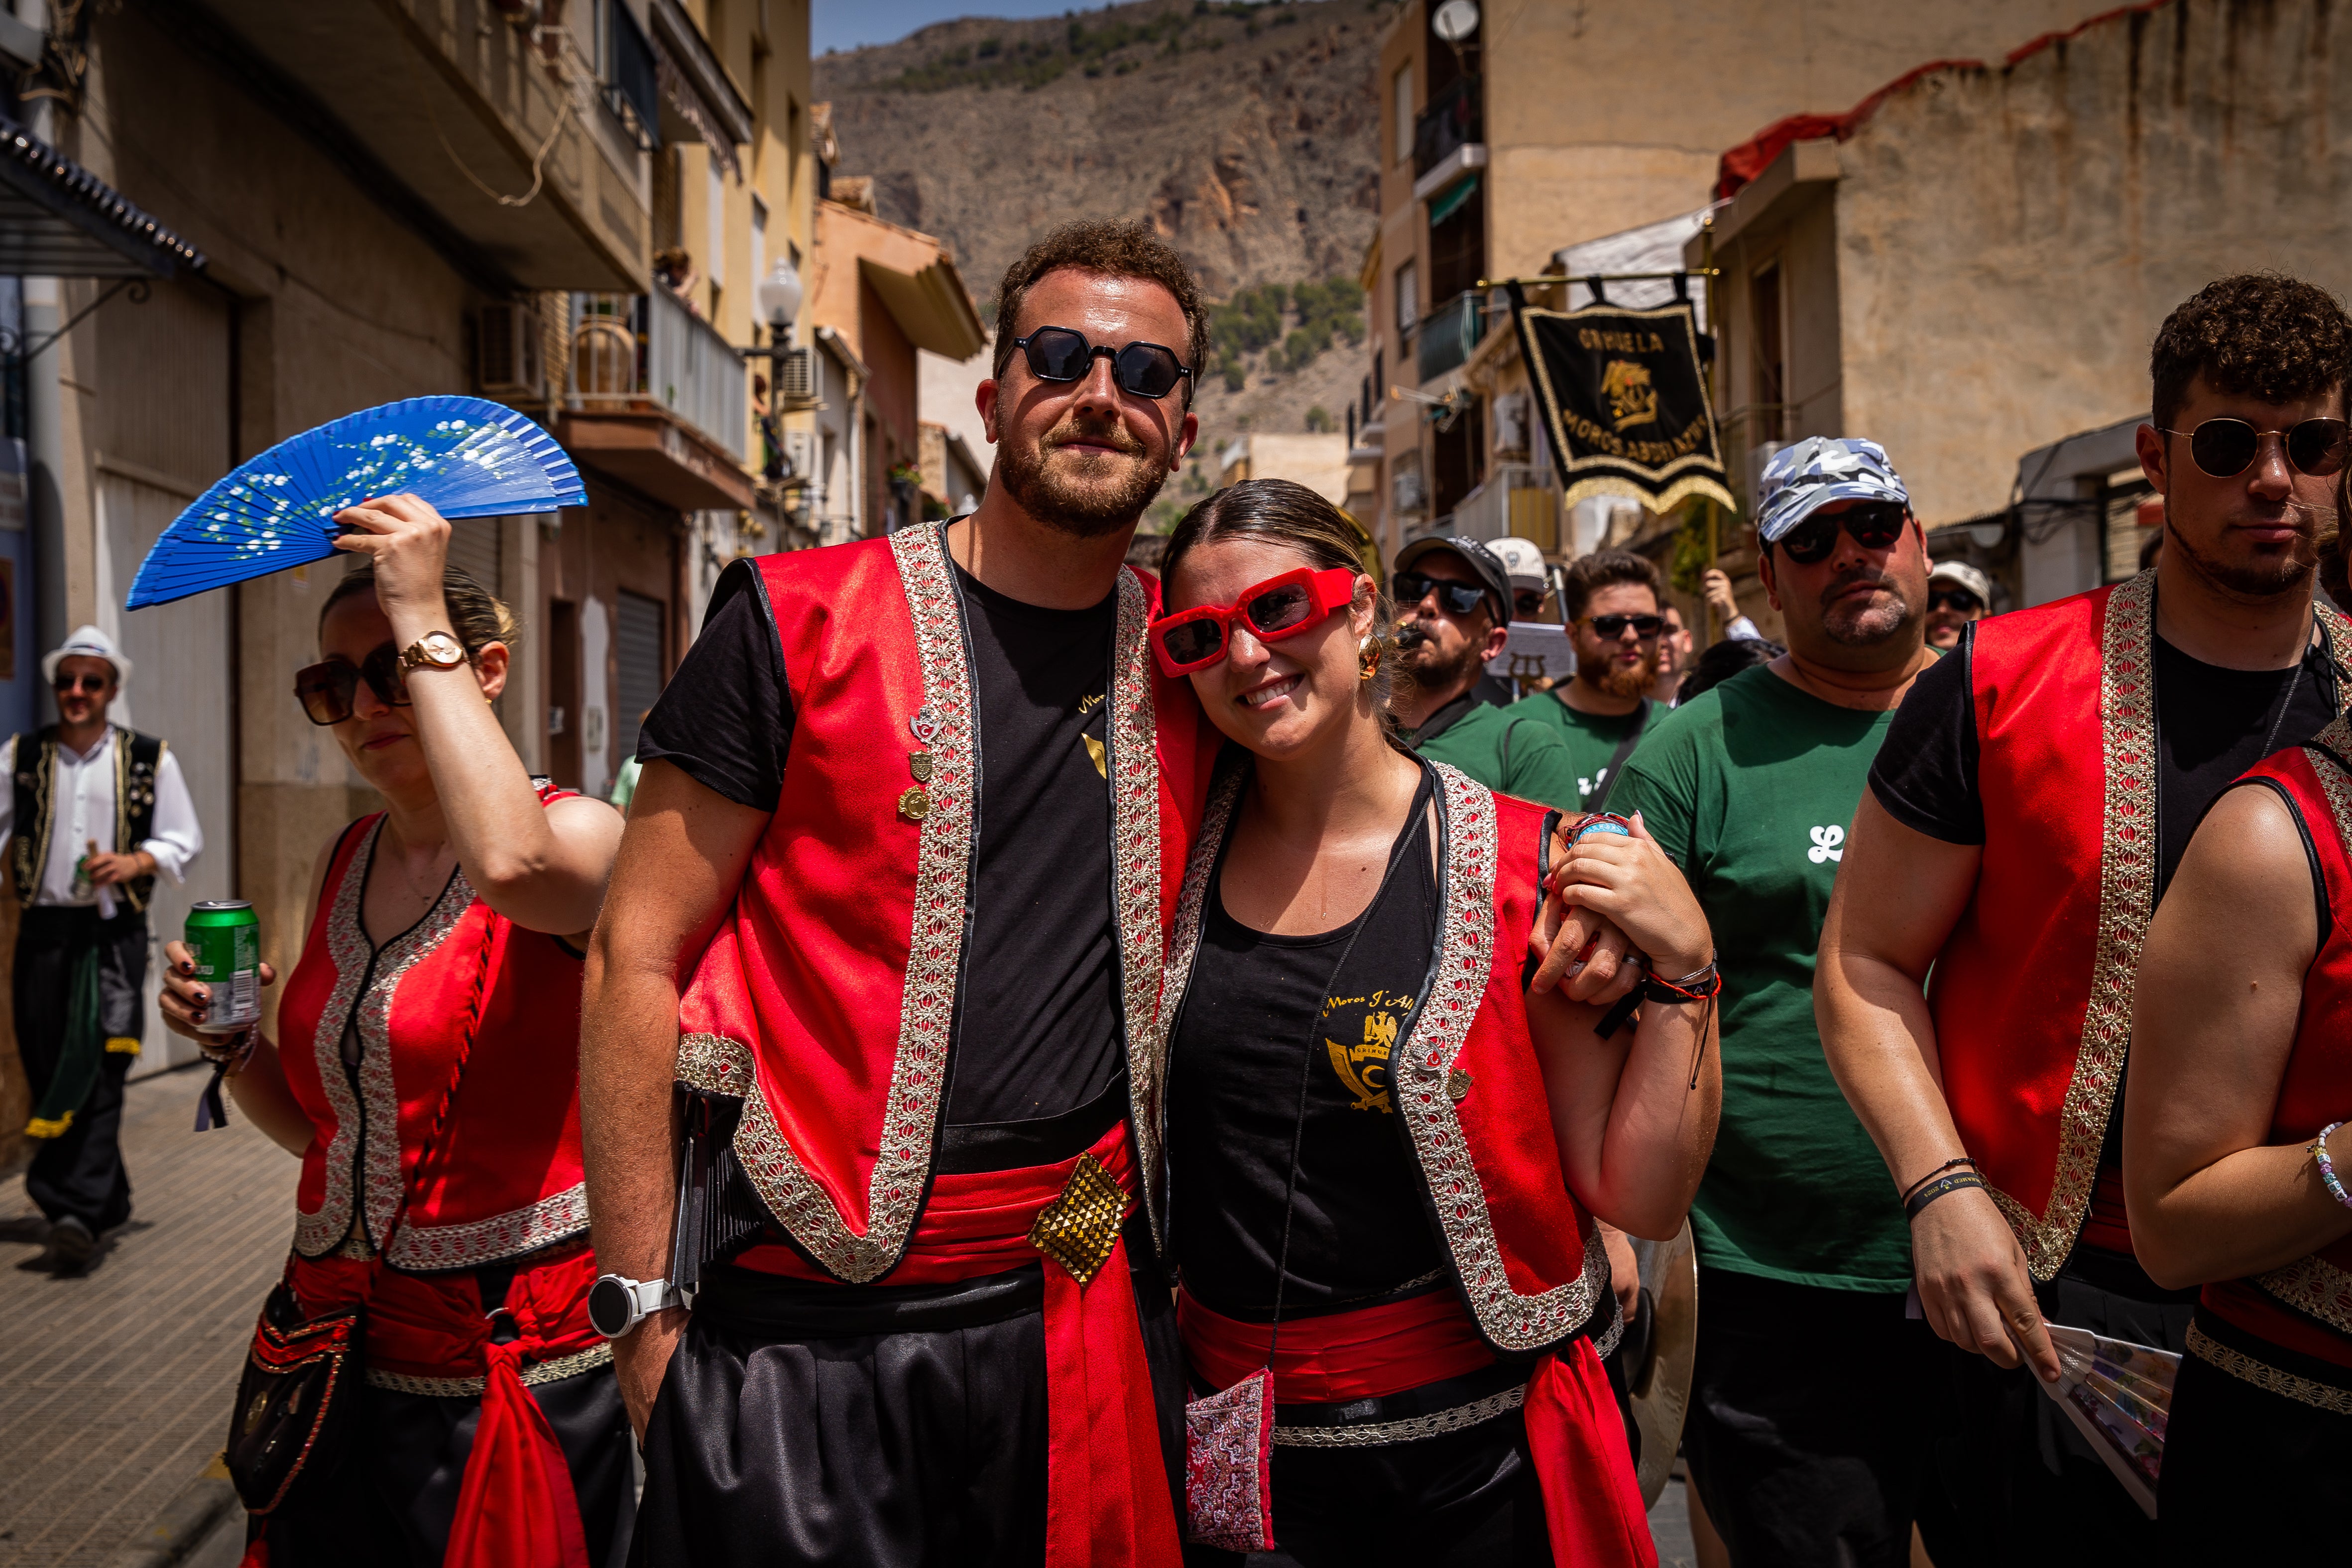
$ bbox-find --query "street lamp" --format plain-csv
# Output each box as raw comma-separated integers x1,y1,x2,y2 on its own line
742,255,808,494
754,255,803,349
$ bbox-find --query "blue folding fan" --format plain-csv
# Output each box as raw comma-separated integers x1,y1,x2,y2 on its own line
126,396,587,610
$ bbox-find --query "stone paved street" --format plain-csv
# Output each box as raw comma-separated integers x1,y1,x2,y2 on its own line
0,1065,296,1567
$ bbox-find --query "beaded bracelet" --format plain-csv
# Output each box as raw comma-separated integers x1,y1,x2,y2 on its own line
1905,1170,1987,1222
2313,1121,2352,1211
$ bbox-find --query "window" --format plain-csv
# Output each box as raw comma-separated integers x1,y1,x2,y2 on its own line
750,195,768,298
708,156,726,286
1752,262,1785,443
1394,65,1413,164
1395,260,1418,338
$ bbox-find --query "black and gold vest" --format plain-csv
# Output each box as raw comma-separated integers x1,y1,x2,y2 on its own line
10,726,164,912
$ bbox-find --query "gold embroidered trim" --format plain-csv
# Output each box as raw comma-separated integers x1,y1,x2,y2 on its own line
363,1340,613,1399
2186,1322,2352,1415
1107,566,1169,1254
1028,1154,1131,1286
385,1184,591,1273
356,859,476,1251
1397,765,1605,1351
1990,573,2157,1281
1272,1382,1527,1447
296,821,379,1257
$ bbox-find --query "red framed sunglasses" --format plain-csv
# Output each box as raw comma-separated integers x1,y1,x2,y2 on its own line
1150,566,1361,677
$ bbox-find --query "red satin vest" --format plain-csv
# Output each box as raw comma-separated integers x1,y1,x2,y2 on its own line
2201,728,2352,1368
675,522,1217,1283
276,786,590,1272
1154,762,1609,1356
1931,575,2350,1280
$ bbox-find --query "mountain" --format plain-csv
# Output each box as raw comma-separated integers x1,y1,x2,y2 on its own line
815,0,1389,476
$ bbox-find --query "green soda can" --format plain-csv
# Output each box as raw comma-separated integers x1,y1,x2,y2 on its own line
187,900,261,1035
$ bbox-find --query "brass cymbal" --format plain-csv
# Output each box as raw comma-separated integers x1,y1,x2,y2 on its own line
1627,1218,1698,1510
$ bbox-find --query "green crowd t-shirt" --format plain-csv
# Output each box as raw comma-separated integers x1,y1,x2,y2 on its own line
1607,664,1911,1293
1504,690,1648,808
1410,695,1584,810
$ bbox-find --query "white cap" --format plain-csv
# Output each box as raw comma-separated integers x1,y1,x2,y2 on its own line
43,624,130,689
1928,559,1993,607
1486,536,1548,592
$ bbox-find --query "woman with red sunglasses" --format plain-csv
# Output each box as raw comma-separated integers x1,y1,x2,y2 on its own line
152,495,632,1568
1149,480,1720,1566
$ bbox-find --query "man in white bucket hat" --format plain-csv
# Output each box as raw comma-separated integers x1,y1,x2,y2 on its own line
3,625,201,1274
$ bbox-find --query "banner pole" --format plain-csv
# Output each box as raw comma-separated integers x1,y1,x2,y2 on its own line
1700,216,1721,644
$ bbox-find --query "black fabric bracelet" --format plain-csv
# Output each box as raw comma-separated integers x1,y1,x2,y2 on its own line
1899,1156,1978,1205
1904,1170,1986,1221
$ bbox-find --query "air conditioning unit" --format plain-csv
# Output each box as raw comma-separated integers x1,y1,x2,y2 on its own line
776,346,817,406
477,300,545,401
783,428,814,481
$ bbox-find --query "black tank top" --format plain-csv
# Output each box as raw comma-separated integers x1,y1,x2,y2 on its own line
1167,766,1451,1319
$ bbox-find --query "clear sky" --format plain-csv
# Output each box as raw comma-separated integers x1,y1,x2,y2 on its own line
813,1,1097,56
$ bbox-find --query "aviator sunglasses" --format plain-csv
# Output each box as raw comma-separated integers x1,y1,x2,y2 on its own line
1775,500,1910,566
1013,326,1194,400
1583,613,1665,640
2156,417,2350,480
1150,566,1360,677
295,642,423,726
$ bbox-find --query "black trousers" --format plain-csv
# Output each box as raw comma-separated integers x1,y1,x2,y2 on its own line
255,1362,636,1568
16,906,147,1231
1681,1267,1946,1568
2157,1309,2348,1559
632,1233,1185,1568
1927,1245,2195,1567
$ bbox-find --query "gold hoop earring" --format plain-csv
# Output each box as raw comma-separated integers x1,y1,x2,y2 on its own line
1358,635,1380,684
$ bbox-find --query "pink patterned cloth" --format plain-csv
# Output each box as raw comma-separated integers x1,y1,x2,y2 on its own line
1183,1367,1274,1553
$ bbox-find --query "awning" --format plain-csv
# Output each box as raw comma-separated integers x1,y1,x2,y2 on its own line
859,255,988,362
0,118,204,278
1428,172,1480,228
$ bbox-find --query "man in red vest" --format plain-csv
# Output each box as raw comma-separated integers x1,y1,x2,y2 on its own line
1816,273,2352,1561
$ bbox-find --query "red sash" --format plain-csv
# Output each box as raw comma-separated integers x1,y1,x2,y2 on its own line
735,1122,1182,1568
2199,736,2352,1368
284,1246,603,1568
1176,1290,1654,1568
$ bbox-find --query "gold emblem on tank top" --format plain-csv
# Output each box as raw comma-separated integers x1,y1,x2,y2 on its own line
901,708,939,822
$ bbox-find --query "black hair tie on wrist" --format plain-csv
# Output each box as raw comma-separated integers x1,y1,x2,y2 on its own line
1900,1156,1979,1205
1905,1170,1987,1222
1595,957,1723,1090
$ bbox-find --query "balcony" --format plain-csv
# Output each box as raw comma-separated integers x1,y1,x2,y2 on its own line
559,287,753,513
1413,78,1482,180
1452,464,1558,551
1416,290,1488,383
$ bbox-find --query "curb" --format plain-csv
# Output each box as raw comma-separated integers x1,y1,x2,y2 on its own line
100,1453,239,1568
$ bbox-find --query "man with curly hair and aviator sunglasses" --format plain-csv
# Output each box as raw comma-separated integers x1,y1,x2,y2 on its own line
1817,273,2352,1563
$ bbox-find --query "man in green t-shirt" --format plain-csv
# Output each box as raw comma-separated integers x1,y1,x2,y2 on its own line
1390,535,1582,808
1506,549,1665,807
1608,436,1943,1566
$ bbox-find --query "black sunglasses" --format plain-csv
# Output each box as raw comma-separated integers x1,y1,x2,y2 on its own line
294,643,411,726
2157,417,2350,480
1584,613,1664,640
1775,500,1909,566
1928,589,1982,614
1014,326,1194,400
53,672,111,695
1394,570,1495,620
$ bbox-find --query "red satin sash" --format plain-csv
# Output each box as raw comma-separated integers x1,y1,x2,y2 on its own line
1177,1288,1654,1568
732,1122,1182,1568
284,1247,601,1568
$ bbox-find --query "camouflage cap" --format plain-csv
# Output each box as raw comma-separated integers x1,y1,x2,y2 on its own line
1756,436,1910,544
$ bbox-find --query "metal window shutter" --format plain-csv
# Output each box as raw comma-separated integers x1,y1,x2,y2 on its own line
614,589,666,763
447,517,502,597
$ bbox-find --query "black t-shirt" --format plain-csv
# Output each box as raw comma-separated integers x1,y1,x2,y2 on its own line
1872,622,2340,897
1167,768,1449,1319
639,555,1121,1135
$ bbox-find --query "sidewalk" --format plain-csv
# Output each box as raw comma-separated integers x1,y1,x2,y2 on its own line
0,1065,297,1568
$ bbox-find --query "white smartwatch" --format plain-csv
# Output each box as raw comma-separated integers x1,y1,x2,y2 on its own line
588,1273,685,1339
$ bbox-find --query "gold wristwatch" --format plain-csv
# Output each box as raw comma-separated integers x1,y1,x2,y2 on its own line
399,630,469,673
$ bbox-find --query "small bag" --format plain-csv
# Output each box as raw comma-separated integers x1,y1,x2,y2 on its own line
1183,1366,1275,1552
224,910,496,1517
227,1282,366,1513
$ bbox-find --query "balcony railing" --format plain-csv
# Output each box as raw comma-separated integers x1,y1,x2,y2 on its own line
569,287,747,464
602,0,660,151
1413,78,1482,180
1416,289,1488,383
1452,463,1557,550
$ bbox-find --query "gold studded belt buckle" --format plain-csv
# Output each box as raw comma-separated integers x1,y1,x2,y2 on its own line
1027,1153,1131,1288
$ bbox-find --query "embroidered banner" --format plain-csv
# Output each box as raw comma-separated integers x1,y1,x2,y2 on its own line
1509,289,1735,515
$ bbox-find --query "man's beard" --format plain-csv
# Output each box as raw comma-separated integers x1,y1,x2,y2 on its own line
1399,618,1485,691
1817,566,1917,648
1588,649,1658,701
993,400,1173,538
2166,510,2318,598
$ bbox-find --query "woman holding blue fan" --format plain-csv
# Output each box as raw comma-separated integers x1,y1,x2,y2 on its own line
155,494,628,1568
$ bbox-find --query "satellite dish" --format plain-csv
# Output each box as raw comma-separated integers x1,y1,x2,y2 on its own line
1432,0,1480,43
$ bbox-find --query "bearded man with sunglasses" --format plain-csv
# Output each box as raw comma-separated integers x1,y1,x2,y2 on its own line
581,220,1220,1568
1602,437,1945,1565
1816,273,2352,1562
1507,550,1668,809
2,626,201,1275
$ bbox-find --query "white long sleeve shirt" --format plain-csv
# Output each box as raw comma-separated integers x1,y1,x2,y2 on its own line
0,730,203,917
